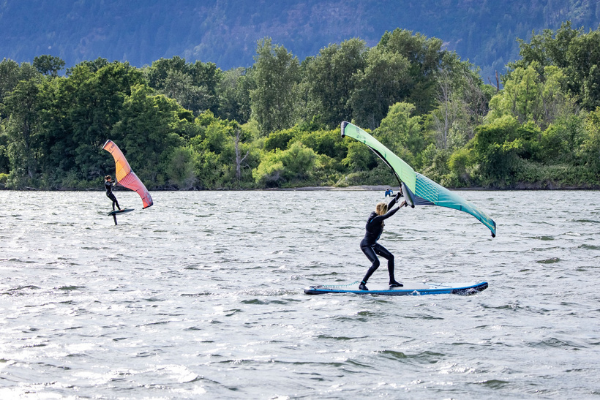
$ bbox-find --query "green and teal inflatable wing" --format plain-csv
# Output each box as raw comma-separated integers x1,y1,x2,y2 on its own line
341,121,497,237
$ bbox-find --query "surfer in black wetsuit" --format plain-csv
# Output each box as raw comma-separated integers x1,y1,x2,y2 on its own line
359,190,408,291
104,175,121,211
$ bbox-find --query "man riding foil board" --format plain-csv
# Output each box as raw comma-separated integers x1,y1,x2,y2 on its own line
104,175,121,212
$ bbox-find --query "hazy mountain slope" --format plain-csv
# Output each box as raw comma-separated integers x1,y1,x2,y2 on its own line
1,0,599,79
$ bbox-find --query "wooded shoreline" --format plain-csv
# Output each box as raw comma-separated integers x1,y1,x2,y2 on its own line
2,184,599,191
1,23,599,192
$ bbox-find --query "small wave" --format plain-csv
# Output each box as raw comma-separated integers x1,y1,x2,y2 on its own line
317,335,362,341
530,235,555,241
184,326,202,331
528,337,584,349
474,379,510,389
379,350,444,364
143,297,165,302
536,257,561,264
1,285,41,295
579,244,600,250
181,291,212,296
57,285,85,291
380,350,407,359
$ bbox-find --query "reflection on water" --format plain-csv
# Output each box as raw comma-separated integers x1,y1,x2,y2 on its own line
1,190,599,398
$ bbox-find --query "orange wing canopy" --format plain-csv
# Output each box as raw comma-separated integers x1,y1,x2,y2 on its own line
103,140,153,209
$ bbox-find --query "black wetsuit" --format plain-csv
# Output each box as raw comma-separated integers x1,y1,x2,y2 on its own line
360,196,401,284
105,180,120,211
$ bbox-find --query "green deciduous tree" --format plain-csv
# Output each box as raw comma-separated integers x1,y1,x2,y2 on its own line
33,55,66,77
294,129,347,161
488,63,572,128
4,79,41,182
538,115,586,164
217,67,254,123
145,56,223,115
0,59,40,118
250,38,300,135
166,146,197,189
470,116,541,184
253,141,317,186
579,107,600,172
509,22,600,111
67,62,144,180
304,39,368,128
190,117,258,188
349,47,410,130
112,85,188,185
376,102,428,168
377,29,448,114
342,140,377,173
0,123,9,174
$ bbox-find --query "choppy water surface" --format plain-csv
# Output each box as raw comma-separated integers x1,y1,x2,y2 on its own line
1,190,599,398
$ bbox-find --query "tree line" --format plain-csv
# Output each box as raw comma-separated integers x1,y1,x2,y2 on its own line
0,22,599,190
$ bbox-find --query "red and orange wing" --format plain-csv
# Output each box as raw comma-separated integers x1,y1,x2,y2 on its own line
103,140,153,209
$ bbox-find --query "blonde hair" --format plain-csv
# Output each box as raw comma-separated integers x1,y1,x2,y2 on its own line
375,202,388,216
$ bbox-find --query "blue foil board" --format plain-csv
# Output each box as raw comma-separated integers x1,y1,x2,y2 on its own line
304,281,488,296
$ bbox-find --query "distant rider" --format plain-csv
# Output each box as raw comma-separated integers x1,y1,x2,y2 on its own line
104,175,121,211
359,190,408,290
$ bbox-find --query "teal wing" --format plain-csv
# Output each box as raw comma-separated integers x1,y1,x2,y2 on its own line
341,121,496,237
340,121,416,193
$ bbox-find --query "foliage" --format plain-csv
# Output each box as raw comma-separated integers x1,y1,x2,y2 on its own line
488,63,572,128
33,55,65,77
509,21,600,111
218,67,255,124
145,56,223,116
302,39,367,128
4,78,42,182
375,102,429,169
167,146,197,189
253,142,317,187
250,39,300,136
579,107,600,172
0,59,40,118
0,124,9,173
376,29,447,114
348,46,411,130
0,24,599,191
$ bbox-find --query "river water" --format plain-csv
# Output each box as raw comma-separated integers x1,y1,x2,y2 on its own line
0,190,599,398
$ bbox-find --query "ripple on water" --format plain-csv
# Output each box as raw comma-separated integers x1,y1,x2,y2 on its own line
1,190,600,398
536,257,561,264
579,244,600,250
473,379,510,389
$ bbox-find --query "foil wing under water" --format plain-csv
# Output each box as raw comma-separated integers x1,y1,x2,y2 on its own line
103,140,153,209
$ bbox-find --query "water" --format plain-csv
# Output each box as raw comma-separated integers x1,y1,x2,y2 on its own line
1,190,599,398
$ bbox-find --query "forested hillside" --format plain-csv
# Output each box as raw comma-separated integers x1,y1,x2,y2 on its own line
1,23,599,191
1,0,599,80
